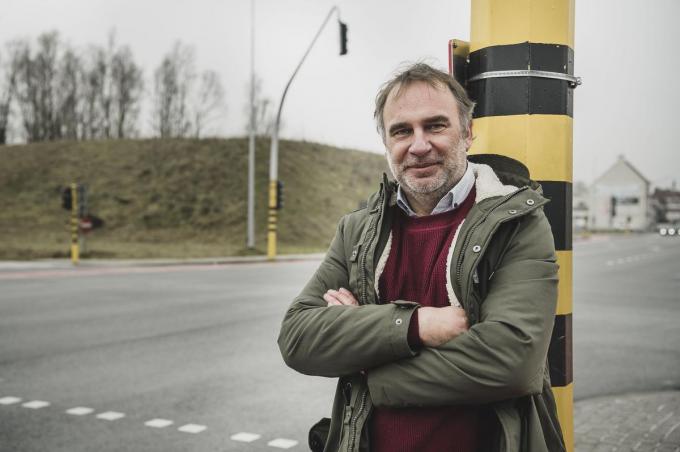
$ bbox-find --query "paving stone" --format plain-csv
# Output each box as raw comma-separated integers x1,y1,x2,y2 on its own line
575,391,680,452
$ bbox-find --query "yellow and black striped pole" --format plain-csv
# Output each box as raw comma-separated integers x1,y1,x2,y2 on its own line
70,182,80,265
267,180,278,259
466,0,576,450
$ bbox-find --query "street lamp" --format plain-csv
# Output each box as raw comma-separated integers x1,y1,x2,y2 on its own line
246,0,256,249
267,6,348,260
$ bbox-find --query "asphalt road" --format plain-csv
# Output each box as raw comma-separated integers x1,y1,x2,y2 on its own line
573,233,680,399
0,233,678,451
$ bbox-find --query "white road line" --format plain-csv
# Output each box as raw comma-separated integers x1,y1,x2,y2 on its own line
0,397,22,405
96,411,125,421
649,411,674,432
231,432,262,442
66,407,94,416
178,424,207,434
145,418,174,428
268,438,299,449
663,421,680,441
22,400,50,409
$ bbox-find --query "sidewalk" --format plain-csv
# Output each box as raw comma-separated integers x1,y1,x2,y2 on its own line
0,253,326,271
575,391,680,451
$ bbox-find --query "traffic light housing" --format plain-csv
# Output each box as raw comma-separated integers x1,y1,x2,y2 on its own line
62,187,72,210
339,21,348,55
276,180,284,210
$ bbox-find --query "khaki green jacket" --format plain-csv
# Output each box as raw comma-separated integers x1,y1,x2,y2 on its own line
278,156,566,452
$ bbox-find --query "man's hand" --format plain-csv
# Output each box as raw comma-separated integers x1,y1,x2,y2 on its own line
417,306,469,347
323,288,359,306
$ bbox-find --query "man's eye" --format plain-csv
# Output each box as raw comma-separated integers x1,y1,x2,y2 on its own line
392,128,411,137
427,123,446,132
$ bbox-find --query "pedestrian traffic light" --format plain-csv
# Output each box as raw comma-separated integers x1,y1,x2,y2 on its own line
339,21,348,55
62,187,72,210
276,180,284,210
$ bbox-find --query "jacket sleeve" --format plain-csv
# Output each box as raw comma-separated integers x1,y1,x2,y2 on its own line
278,215,419,378
366,209,559,406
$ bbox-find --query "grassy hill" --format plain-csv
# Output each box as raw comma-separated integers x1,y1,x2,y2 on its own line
0,138,389,259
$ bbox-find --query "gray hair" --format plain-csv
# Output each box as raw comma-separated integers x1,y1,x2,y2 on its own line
374,62,475,142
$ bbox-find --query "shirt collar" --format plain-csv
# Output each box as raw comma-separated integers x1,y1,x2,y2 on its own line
396,162,475,217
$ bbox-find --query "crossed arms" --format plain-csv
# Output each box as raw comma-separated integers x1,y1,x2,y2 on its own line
277,210,558,407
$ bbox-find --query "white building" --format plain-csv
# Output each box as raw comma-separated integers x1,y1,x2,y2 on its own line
589,156,650,231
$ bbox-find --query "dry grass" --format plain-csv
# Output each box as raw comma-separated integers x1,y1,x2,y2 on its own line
0,138,388,260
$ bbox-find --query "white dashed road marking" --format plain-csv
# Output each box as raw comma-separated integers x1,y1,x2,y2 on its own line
268,438,299,449
145,418,174,428
231,432,262,442
66,407,94,416
22,400,50,409
96,411,126,421
178,424,207,434
1,395,302,446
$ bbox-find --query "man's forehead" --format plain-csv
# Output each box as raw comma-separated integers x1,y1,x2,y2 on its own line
384,80,457,120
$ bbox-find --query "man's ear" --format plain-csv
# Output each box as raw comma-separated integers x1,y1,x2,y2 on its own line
465,121,474,150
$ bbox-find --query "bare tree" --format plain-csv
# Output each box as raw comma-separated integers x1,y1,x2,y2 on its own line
244,75,275,137
80,33,116,139
57,48,81,140
192,70,225,138
80,47,104,139
13,32,62,142
152,42,195,138
111,45,143,138
0,43,21,144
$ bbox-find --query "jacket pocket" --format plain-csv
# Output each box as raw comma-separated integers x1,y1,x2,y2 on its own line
494,401,521,452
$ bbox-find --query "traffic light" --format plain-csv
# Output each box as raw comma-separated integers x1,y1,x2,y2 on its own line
339,21,348,55
62,187,72,210
276,180,284,210
610,196,617,218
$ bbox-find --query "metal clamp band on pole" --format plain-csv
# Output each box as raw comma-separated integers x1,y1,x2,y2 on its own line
468,70,582,88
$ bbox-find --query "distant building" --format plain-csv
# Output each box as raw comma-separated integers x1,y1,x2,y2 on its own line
589,156,650,231
652,185,680,224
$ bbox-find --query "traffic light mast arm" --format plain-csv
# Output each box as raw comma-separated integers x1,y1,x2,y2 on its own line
269,5,346,182
268,6,347,260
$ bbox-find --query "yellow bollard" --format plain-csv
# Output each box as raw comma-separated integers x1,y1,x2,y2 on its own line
267,180,278,260
70,183,79,265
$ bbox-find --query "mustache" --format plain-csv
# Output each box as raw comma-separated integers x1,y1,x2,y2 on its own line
402,159,443,169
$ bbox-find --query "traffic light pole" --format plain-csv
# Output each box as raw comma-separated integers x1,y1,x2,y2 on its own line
267,5,347,260
70,182,79,265
466,0,577,449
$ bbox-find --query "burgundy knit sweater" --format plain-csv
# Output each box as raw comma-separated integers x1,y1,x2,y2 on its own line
371,186,480,452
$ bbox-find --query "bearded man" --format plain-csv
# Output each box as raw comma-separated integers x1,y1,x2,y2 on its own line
278,63,565,452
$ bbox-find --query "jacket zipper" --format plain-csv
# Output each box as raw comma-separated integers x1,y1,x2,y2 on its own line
348,186,386,451
348,388,368,452
358,187,385,305
454,187,530,303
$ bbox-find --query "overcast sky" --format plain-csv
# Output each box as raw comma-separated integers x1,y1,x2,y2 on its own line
2,0,679,186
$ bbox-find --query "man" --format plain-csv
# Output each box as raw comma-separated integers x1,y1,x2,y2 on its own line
278,63,565,452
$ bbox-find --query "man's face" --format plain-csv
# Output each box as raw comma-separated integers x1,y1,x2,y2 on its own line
382,81,471,198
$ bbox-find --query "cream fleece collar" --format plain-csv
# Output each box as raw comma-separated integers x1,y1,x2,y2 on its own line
374,162,519,306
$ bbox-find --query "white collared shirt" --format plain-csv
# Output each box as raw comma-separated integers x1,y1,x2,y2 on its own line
396,163,475,217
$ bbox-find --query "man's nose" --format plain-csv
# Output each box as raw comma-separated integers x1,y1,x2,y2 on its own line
408,129,432,156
